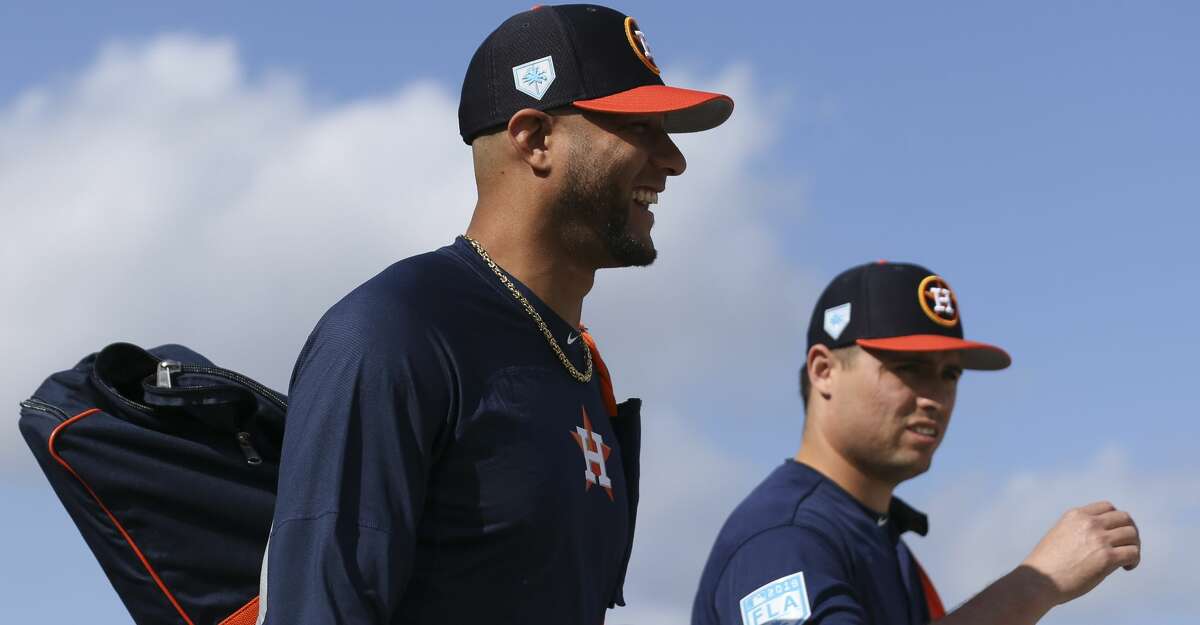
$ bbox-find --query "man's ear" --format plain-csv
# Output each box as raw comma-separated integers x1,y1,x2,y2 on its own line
808,344,836,402
506,108,556,176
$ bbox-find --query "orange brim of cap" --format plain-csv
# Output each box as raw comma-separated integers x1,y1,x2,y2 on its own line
573,85,734,133
856,335,1012,371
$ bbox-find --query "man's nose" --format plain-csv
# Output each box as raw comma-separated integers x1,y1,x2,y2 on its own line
915,378,954,417
652,132,686,176
916,394,945,418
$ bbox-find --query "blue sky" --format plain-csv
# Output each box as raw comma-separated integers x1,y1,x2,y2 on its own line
2,2,1196,623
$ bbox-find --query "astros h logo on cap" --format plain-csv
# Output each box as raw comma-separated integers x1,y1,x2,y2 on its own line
917,275,959,328
623,17,659,75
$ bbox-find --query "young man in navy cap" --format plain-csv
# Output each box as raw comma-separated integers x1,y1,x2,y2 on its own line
257,4,732,625
693,262,1141,625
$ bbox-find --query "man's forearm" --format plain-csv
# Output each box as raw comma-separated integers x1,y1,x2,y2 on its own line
936,500,1141,625
935,565,1058,625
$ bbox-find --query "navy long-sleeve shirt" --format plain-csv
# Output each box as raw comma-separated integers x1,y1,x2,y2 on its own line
261,237,639,625
693,460,937,625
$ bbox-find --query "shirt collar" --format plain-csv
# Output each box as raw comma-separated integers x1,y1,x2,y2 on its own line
887,496,929,537
787,460,930,537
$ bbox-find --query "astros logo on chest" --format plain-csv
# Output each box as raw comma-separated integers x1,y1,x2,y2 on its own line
569,406,614,501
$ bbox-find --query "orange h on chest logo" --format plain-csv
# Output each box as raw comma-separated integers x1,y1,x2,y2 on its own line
570,406,614,501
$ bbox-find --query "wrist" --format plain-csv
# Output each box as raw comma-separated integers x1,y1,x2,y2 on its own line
938,564,1058,625
1000,564,1059,618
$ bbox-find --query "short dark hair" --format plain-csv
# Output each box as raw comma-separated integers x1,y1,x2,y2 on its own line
800,345,860,410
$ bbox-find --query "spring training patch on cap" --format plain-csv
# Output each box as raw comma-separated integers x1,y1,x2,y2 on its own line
824,303,851,340
918,275,959,327
623,17,660,75
512,56,556,100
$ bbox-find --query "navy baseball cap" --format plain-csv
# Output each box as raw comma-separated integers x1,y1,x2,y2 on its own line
806,262,1011,370
458,4,735,144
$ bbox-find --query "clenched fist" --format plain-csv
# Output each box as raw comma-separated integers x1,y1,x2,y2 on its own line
1021,501,1141,605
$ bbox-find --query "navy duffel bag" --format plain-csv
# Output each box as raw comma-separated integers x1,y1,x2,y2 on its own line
18,342,284,625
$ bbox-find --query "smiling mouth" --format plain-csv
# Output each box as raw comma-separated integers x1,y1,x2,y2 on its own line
907,424,939,439
633,188,659,207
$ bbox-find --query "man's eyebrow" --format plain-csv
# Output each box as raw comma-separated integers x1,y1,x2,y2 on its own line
881,354,926,364
882,354,964,370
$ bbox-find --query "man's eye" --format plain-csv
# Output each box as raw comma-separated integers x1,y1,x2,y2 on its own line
627,121,651,133
943,369,963,382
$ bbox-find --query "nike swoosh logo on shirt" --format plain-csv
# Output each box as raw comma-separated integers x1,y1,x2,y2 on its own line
567,333,579,344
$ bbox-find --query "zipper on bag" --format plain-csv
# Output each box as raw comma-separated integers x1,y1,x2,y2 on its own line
236,431,263,466
157,360,287,412
19,397,70,422
158,360,282,466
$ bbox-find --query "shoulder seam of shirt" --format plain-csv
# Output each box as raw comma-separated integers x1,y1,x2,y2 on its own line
439,238,547,311
438,240,495,285
709,479,835,615
271,510,393,535
790,477,824,523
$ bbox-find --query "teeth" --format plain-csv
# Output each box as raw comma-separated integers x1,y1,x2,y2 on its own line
633,189,659,205
913,426,937,437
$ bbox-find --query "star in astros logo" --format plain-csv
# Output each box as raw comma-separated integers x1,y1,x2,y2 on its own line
918,275,960,327
569,406,614,501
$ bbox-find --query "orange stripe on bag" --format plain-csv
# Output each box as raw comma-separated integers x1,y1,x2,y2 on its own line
218,596,260,625
48,408,198,625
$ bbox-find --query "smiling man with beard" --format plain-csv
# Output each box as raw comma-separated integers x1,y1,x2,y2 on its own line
258,5,732,625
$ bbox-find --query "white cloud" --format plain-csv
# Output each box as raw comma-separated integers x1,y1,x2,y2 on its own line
908,448,1199,625
0,35,475,468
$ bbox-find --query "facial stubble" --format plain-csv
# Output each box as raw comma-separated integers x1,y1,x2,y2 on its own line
553,146,657,268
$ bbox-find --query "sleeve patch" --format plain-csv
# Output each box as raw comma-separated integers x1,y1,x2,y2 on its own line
739,571,812,625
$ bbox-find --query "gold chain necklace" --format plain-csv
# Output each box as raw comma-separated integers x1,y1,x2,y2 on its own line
462,234,593,383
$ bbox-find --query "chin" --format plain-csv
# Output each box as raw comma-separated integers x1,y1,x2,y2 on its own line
907,460,933,479
602,231,657,267
871,454,934,484
901,455,935,480
634,231,656,257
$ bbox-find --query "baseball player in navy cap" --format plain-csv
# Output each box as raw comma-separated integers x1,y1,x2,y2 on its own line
259,5,732,625
693,262,1140,625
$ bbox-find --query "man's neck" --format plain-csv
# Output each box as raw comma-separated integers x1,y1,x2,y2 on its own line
464,221,595,328
794,439,896,515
